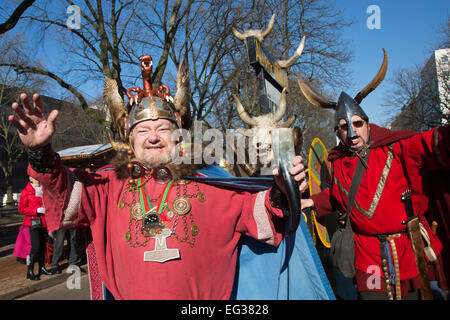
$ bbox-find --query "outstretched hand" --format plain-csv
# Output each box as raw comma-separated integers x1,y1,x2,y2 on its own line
8,93,59,149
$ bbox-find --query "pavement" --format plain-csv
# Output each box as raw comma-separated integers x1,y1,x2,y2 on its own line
0,210,88,300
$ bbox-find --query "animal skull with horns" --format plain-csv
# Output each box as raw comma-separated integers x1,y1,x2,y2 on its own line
233,88,297,170
232,14,304,172
233,14,306,69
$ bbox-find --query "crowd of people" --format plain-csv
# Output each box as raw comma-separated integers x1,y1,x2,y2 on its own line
12,176,85,281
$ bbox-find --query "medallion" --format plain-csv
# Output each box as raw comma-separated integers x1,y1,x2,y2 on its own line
191,225,199,236
196,192,206,202
171,197,191,216
143,229,180,263
153,166,172,184
129,203,144,220
130,161,145,179
143,212,162,229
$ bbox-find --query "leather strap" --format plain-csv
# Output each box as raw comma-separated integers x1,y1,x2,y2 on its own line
344,149,371,227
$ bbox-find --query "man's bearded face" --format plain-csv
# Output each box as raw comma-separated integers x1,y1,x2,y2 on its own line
336,115,370,151
131,119,177,168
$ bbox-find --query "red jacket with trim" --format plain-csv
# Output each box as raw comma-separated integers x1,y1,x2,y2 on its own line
311,124,450,281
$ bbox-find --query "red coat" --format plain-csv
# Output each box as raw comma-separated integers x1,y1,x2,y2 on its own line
311,124,450,291
18,182,47,228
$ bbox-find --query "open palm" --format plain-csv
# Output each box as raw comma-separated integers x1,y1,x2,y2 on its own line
9,93,59,149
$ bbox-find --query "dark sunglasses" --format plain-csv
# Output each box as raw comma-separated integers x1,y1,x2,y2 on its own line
337,120,365,132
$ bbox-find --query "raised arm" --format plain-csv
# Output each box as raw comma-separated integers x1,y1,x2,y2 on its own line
9,93,59,150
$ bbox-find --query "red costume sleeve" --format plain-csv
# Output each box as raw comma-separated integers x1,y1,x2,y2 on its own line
28,154,96,232
401,125,450,172
310,188,334,218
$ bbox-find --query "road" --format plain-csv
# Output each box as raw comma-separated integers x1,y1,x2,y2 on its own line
17,273,90,300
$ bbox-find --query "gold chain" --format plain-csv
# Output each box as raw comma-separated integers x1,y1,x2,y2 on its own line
122,178,202,248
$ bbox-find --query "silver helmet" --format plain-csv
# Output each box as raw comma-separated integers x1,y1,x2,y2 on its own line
335,92,369,138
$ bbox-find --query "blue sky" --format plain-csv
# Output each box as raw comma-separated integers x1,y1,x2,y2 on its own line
4,0,449,126
336,0,449,125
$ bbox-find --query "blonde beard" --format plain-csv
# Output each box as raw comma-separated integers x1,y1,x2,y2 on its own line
135,148,173,169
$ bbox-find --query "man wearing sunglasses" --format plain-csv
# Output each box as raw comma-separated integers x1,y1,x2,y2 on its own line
299,65,450,300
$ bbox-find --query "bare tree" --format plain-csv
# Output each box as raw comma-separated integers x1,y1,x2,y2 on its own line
387,54,449,131
387,15,450,132
436,15,450,49
0,34,47,206
0,0,191,142
2,0,351,157
163,0,353,133
0,0,35,34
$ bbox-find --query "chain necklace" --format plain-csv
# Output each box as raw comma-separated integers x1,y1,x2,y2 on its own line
120,174,206,248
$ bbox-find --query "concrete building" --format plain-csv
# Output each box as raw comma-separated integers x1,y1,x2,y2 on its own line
391,48,449,131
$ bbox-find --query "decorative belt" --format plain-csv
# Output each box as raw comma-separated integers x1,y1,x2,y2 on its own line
378,233,403,300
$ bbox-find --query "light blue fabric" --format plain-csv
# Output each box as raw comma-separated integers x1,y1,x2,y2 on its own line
190,165,336,300
230,214,335,300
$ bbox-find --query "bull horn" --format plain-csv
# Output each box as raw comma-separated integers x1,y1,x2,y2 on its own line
354,48,388,104
276,35,306,69
277,114,296,128
272,87,287,123
232,14,275,42
232,27,246,41
260,14,275,40
297,71,336,109
233,94,258,126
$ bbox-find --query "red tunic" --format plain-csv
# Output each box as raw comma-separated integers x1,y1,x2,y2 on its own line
311,124,450,292
30,157,284,300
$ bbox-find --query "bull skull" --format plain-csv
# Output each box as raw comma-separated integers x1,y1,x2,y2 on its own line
233,88,296,168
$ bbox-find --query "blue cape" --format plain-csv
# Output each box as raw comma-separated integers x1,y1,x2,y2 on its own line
190,165,336,300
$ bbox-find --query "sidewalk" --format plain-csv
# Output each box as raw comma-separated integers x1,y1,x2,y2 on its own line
0,213,87,300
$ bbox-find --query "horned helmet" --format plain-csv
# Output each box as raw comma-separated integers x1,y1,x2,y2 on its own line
126,55,182,133
297,49,388,138
103,53,191,154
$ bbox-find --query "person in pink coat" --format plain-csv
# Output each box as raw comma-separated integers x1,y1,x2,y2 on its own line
17,176,52,280
12,219,31,264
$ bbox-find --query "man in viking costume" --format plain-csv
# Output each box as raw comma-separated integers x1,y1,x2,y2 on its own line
298,49,450,300
8,55,310,300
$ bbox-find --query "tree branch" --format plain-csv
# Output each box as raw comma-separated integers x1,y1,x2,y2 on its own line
1,63,88,110
0,0,35,34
